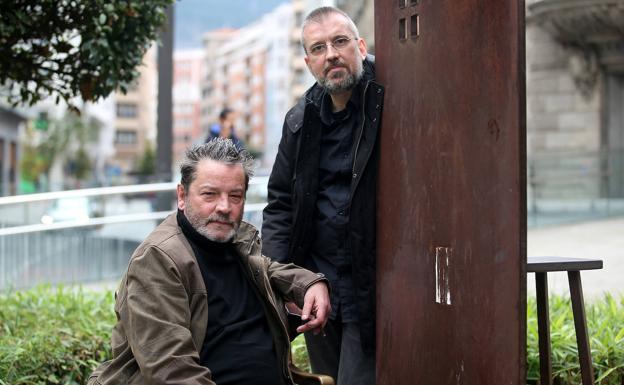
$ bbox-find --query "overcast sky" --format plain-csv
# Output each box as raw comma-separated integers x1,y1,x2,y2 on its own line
174,0,289,49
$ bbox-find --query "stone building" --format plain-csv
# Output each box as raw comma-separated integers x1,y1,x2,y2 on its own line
526,0,624,219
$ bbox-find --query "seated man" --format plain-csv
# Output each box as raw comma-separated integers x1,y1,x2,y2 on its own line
88,138,331,385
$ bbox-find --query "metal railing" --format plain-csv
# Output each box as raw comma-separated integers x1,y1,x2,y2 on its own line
527,148,624,227
0,177,268,290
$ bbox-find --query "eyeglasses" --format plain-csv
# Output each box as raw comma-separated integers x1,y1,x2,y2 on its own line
307,36,354,57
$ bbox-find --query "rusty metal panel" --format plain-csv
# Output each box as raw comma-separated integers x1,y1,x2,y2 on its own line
375,0,527,384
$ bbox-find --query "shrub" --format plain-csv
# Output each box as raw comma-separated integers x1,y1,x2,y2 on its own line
1,287,622,384
527,294,624,384
0,286,115,385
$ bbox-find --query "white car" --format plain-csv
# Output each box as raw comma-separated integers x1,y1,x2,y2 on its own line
41,196,95,225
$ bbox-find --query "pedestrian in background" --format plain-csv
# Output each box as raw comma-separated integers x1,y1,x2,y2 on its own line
206,107,244,149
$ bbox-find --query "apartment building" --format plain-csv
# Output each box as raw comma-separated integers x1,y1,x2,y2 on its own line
111,46,158,179
200,1,336,168
173,49,205,164
201,4,294,167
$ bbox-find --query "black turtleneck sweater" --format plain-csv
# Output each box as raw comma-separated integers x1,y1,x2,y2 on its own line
177,210,280,385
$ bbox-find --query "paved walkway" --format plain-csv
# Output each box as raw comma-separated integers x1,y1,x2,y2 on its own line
528,216,624,300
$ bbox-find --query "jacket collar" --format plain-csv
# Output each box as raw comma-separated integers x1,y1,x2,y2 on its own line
173,211,259,257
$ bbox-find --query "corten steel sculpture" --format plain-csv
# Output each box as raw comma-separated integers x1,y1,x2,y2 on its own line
375,0,527,384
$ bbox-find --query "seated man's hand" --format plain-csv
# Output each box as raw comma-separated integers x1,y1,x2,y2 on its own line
297,282,331,335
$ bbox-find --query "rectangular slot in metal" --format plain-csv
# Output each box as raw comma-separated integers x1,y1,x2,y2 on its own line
411,14,419,38
435,246,452,305
399,18,407,40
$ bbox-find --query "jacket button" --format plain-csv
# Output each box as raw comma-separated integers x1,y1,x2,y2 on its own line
377,89,381,94
372,118,377,122
376,104,380,109
352,173,357,179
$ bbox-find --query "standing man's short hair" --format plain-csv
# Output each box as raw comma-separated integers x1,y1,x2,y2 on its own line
219,108,233,121
179,138,254,192
300,6,360,52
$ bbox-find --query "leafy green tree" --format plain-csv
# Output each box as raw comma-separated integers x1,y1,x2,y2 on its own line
70,147,92,182
137,141,156,177
0,0,173,109
20,112,100,189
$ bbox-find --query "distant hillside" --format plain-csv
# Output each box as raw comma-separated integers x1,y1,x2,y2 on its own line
174,0,289,49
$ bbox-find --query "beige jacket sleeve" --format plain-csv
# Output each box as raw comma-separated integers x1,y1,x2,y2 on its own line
264,257,329,307
122,245,215,385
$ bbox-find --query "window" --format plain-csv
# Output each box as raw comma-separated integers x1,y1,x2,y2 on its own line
176,119,193,129
116,103,138,118
115,130,137,145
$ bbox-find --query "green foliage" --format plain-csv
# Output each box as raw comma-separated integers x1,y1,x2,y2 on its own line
0,0,173,109
0,285,116,385
70,147,92,181
527,294,624,384
291,334,311,372
137,141,156,176
2,288,621,384
20,111,100,186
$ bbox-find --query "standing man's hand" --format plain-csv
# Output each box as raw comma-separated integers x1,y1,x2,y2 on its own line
297,282,331,334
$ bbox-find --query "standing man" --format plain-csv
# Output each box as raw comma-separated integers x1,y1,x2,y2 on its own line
88,139,330,385
262,6,384,385
206,108,244,149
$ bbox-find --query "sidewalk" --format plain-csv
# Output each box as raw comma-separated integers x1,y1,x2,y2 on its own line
527,216,624,299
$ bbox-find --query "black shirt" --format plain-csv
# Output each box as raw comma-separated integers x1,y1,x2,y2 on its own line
177,210,281,385
308,87,362,323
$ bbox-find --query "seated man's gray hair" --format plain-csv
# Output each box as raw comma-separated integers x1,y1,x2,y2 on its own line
179,138,255,191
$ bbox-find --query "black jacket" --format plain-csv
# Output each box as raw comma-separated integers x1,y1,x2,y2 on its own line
262,55,384,354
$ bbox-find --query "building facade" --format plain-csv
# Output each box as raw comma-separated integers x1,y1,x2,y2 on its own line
173,49,205,164
111,46,158,180
0,106,23,196
201,4,295,167
526,0,624,218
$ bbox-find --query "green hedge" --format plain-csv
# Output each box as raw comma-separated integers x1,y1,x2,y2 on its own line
1,286,623,384
0,286,115,385
527,294,624,384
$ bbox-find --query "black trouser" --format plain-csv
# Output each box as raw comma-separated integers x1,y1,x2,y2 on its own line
304,319,375,385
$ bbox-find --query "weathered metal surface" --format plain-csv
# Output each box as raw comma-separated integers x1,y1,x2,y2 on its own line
375,0,527,384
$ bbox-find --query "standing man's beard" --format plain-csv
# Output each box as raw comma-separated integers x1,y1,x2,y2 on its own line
317,57,364,94
184,200,241,243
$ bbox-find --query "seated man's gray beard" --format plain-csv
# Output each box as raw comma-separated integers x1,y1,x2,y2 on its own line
197,220,239,243
186,209,240,243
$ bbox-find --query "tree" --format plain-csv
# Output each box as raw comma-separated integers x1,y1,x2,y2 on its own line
20,111,100,190
137,141,156,178
0,0,173,109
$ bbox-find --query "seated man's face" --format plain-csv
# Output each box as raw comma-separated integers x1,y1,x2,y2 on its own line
177,159,246,242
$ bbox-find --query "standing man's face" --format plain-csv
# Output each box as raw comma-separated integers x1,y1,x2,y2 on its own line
303,13,367,94
177,159,246,243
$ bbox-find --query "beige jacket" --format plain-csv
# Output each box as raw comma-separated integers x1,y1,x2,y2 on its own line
88,213,326,385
